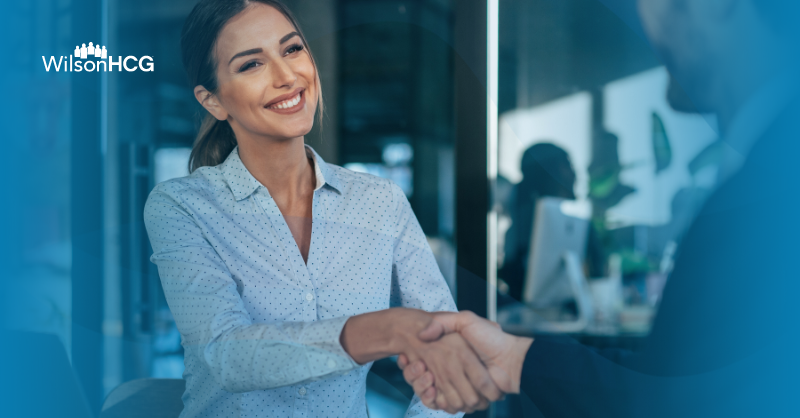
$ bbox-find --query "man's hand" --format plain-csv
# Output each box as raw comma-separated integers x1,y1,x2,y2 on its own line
403,332,503,414
397,311,533,410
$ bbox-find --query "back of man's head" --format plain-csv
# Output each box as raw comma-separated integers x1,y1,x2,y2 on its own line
753,0,800,37
639,0,799,122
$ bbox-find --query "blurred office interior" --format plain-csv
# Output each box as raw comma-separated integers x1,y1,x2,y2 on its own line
2,0,722,417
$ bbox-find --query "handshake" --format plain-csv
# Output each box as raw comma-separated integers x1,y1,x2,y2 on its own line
340,309,533,415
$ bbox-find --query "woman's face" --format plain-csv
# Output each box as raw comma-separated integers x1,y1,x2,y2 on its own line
200,3,318,142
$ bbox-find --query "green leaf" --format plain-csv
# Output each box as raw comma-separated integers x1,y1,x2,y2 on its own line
652,112,672,174
589,168,620,199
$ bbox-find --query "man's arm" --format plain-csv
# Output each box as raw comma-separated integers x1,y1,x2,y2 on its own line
398,312,651,418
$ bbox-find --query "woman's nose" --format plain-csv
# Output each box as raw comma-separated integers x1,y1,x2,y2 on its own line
270,58,297,89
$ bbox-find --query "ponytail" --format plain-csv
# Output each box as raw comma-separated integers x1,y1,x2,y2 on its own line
188,114,237,173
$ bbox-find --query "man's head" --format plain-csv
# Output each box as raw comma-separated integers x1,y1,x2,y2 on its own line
637,0,798,120
520,143,577,200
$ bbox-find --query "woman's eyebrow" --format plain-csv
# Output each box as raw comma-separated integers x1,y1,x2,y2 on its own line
280,31,299,44
227,33,299,65
228,48,263,64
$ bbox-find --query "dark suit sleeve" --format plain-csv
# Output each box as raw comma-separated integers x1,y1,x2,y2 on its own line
519,339,646,418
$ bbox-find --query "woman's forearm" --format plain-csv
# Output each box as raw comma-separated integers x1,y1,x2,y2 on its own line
340,308,433,364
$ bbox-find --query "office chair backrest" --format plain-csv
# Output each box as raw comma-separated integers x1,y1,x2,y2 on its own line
100,378,185,418
0,330,93,418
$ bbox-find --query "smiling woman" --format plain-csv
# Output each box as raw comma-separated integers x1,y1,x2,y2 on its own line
181,0,323,171
143,1,500,417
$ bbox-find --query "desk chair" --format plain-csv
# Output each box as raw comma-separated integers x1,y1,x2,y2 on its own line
0,330,93,418
100,378,185,418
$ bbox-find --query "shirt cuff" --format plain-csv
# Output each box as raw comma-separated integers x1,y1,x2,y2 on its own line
301,315,360,377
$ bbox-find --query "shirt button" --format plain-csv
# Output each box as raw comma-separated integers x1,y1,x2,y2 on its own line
327,359,336,369
298,387,307,396
305,293,314,301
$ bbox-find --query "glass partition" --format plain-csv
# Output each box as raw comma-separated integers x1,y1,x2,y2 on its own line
493,0,718,340
491,2,720,415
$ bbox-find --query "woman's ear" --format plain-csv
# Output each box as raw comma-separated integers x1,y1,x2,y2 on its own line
194,85,229,121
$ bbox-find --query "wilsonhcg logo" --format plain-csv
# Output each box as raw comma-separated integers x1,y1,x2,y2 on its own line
43,42,154,72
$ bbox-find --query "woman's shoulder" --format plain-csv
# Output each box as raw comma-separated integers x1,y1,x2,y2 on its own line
147,166,228,209
327,163,398,191
153,166,220,193
326,165,410,215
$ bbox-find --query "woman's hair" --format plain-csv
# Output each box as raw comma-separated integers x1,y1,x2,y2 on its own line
181,0,323,172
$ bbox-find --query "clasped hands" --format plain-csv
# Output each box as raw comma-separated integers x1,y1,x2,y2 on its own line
397,311,533,414
341,309,532,415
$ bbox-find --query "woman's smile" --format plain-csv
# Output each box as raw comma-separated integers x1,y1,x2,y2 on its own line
264,87,305,114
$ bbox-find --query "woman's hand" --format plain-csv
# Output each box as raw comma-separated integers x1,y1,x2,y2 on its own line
340,308,432,364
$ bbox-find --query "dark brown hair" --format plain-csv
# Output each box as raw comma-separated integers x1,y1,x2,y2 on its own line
181,0,323,172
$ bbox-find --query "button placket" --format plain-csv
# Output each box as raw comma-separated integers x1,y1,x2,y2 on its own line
255,192,315,296
304,190,327,320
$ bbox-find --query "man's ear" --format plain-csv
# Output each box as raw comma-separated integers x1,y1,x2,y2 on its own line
691,0,737,22
194,85,228,121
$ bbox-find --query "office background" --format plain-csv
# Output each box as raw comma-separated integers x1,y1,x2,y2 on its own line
1,0,719,417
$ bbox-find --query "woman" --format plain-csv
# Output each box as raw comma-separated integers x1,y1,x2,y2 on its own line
144,1,500,417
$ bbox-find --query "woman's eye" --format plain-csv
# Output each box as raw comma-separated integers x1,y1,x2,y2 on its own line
285,44,304,55
239,61,260,72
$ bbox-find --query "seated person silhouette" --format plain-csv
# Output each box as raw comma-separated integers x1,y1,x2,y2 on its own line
500,143,577,303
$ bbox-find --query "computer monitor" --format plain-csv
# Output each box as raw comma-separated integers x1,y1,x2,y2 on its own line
522,197,593,332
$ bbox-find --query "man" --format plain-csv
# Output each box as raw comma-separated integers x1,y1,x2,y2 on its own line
501,143,577,302
400,0,800,416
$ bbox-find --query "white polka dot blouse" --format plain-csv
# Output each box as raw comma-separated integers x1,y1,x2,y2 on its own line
144,145,460,418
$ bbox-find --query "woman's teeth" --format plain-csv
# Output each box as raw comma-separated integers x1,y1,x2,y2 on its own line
270,93,301,109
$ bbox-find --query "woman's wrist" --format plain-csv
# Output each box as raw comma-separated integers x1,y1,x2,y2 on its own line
385,308,434,354
340,308,432,364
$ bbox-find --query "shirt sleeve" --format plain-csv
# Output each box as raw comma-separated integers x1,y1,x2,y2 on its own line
144,185,359,394
388,182,458,313
386,182,463,418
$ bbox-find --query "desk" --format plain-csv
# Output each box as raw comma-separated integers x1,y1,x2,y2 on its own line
496,308,650,418
504,327,648,352
499,303,652,352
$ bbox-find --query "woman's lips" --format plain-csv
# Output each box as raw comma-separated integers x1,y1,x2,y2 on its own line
265,90,305,115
